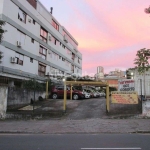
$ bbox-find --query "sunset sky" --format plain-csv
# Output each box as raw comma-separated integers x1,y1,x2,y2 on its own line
40,0,150,75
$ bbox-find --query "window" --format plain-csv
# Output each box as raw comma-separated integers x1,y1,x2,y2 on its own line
52,19,59,31
30,58,33,63
72,53,75,61
78,58,80,64
71,65,74,73
27,0,37,9
40,27,48,43
31,38,34,43
51,36,59,46
15,53,24,66
39,45,47,60
18,30,26,45
33,19,36,24
17,31,25,45
38,63,46,76
52,52,58,60
18,9,26,23
62,57,65,61
62,45,65,49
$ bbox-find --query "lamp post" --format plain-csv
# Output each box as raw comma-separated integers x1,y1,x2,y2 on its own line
139,79,143,113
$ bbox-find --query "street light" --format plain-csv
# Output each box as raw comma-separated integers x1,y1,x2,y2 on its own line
139,79,143,113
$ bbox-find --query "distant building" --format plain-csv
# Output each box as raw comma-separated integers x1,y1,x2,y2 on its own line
95,68,126,89
94,66,104,80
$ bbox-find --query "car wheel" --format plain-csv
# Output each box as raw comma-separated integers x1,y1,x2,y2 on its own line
73,94,79,100
52,93,58,99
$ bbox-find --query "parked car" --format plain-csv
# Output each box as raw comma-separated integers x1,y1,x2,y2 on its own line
51,85,85,100
83,89,94,98
83,91,91,99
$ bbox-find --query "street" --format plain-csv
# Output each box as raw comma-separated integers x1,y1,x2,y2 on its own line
0,134,150,150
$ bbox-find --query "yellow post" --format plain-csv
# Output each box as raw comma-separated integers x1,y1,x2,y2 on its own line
46,80,48,99
70,84,72,100
63,83,67,112
106,85,110,113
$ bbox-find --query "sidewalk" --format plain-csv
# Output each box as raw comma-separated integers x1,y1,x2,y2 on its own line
0,118,150,134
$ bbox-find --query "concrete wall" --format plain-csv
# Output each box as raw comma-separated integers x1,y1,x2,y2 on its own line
142,101,150,117
0,85,8,119
7,87,46,106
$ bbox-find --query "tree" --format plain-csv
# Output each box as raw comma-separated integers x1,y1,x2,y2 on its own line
144,5,150,14
0,20,6,62
0,20,6,43
134,48,150,74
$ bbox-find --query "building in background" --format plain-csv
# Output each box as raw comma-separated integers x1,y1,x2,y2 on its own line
95,68,126,89
0,0,82,86
94,66,104,80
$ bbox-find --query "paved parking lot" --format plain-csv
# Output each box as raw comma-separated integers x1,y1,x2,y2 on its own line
7,96,141,119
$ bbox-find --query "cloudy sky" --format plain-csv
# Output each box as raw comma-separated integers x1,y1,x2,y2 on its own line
40,0,150,75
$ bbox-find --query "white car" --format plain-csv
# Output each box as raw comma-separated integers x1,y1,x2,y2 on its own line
84,91,91,99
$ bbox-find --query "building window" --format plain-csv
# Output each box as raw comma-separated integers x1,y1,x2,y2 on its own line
38,63,46,76
51,36,59,46
78,58,80,64
52,52,58,60
71,65,74,73
17,30,26,45
62,45,65,49
15,53,24,66
52,19,59,31
72,53,75,61
39,45,47,60
31,38,34,43
62,57,65,61
18,9,26,23
33,19,36,24
40,27,48,43
27,0,37,9
30,58,33,63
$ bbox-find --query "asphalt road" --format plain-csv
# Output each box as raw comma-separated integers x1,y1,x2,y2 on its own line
0,134,150,150
65,98,106,119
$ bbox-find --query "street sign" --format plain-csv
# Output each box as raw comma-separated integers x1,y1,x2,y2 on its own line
118,79,135,91
111,91,138,104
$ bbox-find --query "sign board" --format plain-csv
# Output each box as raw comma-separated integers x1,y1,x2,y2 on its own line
118,79,135,91
111,91,138,104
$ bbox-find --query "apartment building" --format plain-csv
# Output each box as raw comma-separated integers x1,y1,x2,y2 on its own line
0,0,82,84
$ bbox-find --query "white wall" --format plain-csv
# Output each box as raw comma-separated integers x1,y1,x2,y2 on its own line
1,0,82,78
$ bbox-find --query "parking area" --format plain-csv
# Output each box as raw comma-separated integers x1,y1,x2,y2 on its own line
7,95,141,119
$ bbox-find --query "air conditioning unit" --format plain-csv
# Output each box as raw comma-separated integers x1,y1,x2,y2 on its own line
28,18,31,23
17,41,21,47
45,72,49,76
49,34,52,41
11,57,16,63
64,35,68,43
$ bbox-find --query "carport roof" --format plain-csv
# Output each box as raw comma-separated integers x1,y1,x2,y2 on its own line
64,81,108,86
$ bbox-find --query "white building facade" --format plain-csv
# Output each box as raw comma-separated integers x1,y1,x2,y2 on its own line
0,0,82,83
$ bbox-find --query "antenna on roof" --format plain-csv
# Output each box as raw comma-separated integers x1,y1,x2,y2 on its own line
50,7,53,14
